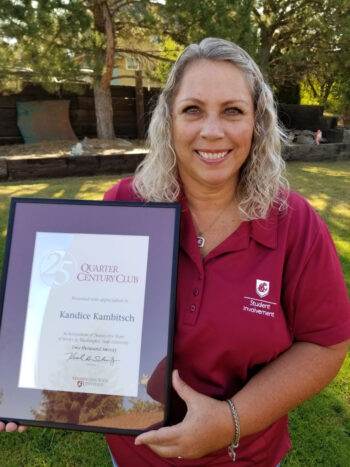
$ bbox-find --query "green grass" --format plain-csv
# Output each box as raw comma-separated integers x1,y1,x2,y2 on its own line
286,161,350,291
0,163,349,466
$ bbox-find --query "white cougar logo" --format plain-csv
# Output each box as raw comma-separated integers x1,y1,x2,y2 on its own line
256,280,270,298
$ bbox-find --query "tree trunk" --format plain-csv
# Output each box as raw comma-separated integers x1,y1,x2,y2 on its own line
94,83,115,139
135,70,145,138
93,1,116,139
258,25,274,75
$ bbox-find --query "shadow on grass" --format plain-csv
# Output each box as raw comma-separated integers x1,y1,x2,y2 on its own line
287,161,350,288
284,161,350,465
0,175,121,274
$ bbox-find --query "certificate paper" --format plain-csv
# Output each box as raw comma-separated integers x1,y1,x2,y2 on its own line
19,232,149,397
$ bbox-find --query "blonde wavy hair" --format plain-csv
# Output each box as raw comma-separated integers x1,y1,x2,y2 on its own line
133,37,288,219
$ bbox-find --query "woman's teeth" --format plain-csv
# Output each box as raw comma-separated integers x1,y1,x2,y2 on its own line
197,150,229,160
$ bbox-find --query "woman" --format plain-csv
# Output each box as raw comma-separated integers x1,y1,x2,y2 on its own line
103,38,350,466
2,38,350,466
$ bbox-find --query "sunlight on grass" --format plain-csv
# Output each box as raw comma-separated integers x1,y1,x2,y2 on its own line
52,189,65,198
300,166,350,178
307,193,329,213
332,203,350,218
75,177,122,199
334,239,350,257
0,183,49,196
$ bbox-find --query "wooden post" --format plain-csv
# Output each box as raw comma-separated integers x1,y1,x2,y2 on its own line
135,70,145,139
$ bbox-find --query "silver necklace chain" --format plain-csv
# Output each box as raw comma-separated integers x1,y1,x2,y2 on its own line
190,200,234,248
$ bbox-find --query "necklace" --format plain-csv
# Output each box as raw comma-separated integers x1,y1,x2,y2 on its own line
190,199,234,248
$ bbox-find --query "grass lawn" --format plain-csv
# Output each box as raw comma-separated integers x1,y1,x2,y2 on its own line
0,162,349,466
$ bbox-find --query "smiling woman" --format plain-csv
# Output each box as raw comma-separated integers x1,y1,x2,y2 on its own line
101,38,350,467
133,39,287,223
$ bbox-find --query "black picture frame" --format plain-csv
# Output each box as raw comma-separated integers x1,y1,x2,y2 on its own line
0,198,180,435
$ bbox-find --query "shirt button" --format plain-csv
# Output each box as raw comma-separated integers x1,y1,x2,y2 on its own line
190,304,196,312
193,287,199,296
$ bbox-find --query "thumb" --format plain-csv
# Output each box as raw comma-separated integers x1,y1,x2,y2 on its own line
172,369,199,406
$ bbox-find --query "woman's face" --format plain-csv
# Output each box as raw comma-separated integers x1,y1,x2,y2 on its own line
171,59,255,194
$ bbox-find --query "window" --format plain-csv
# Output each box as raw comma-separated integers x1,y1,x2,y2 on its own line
125,57,140,71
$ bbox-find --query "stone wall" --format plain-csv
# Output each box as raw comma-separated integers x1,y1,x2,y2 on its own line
0,144,349,181
0,152,147,181
283,143,350,162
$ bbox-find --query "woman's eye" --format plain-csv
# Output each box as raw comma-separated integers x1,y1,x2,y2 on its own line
183,105,199,114
225,107,242,115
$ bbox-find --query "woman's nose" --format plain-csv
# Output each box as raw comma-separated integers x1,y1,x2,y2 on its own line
199,115,225,139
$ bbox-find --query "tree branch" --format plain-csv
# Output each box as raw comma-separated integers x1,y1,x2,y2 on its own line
307,78,319,98
116,47,175,63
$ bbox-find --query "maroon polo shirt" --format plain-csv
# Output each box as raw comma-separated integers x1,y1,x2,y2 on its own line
104,177,350,467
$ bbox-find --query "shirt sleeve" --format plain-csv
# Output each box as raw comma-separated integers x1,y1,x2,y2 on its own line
103,182,121,201
290,216,350,345
103,177,138,202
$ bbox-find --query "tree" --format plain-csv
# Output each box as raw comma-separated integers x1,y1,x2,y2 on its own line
0,1,92,92
299,0,350,115
159,0,258,57
0,0,157,139
159,0,350,110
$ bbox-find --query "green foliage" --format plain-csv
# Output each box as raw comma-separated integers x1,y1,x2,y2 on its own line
0,0,158,92
0,0,93,93
158,0,258,57
157,1,349,118
147,36,184,85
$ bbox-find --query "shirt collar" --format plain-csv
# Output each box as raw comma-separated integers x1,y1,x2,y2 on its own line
250,208,279,249
179,195,279,264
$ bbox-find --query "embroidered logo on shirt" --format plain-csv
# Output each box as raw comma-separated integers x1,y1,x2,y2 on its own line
242,296,276,317
256,279,270,298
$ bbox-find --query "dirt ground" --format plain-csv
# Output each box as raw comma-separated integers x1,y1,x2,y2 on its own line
0,138,147,158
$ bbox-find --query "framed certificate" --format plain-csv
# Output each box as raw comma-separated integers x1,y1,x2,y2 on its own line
0,198,180,435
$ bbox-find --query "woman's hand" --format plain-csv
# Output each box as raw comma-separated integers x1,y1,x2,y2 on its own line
0,422,27,433
135,370,234,459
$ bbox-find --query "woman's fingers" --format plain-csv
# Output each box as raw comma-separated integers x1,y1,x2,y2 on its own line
0,421,27,433
6,422,19,432
134,370,233,459
17,425,28,433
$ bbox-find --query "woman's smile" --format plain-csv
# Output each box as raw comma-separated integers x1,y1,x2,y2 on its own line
195,149,232,163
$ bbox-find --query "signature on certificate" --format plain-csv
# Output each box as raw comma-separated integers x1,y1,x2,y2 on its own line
65,351,118,366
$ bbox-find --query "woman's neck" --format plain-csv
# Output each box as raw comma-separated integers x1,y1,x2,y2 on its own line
183,181,237,213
